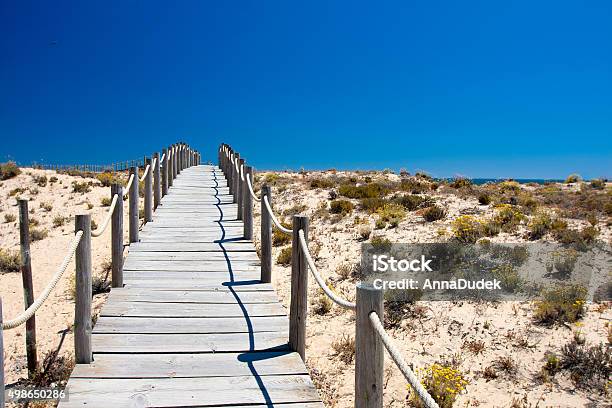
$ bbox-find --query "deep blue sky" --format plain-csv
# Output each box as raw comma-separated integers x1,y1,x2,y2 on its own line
1,1,610,178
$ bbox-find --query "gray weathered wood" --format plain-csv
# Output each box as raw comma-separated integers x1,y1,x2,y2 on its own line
243,166,254,240
162,147,168,195
153,151,161,209
260,184,272,283
75,214,92,364
128,166,139,243
355,283,384,408
144,157,153,223
237,158,245,220
100,301,285,318
290,215,308,360
18,199,37,376
232,153,240,202
111,184,123,288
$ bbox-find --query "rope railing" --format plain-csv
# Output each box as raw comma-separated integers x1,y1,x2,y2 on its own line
219,142,438,408
91,194,119,237
139,164,150,182
263,195,292,234
369,312,440,408
124,173,135,193
2,231,84,330
298,230,356,309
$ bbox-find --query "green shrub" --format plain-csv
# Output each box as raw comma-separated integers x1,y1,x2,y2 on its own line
32,175,48,187
309,178,334,189
370,235,392,252
528,211,553,239
589,179,605,189
272,223,292,246
533,284,586,325
481,220,501,237
492,204,525,232
551,249,579,276
359,197,387,213
451,215,482,243
96,172,119,187
72,181,91,194
0,161,21,180
374,218,386,229
330,199,354,216
338,183,388,199
423,205,446,222
376,203,405,227
410,363,468,408
312,292,333,315
565,174,582,183
392,194,433,211
9,187,26,197
91,220,98,231
0,248,20,272
49,176,58,183
449,177,472,189
29,228,48,242
39,201,53,212
276,247,292,266
478,193,491,205
101,197,112,207
559,338,611,391
491,264,523,293
4,213,16,223
399,179,429,194
52,215,68,228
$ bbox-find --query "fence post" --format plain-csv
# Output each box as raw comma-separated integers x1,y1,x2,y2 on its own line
75,214,92,364
232,153,240,203
237,158,245,220
168,146,174,187
1,297,4,408
153,152,161,209
129,166,139,243
243,166,254,240
355,283,384,408
18,199,37,377
162,148,168,196
111,184,123,288
260,185,272,283
228,150,234,192
290,215,309,360
144,157,153,223
177,145,182,174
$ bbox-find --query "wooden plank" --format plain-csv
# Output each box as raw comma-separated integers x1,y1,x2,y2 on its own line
129,242,256,252
93,316,288,334
92,331,289,353
100,301,286,317
61,375,320,408
123,281,273,291
123,260,260,271
126,251,259,261
108,288,277,303
70,351,307,378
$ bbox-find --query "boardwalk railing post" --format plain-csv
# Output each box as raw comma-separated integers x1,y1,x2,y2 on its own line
243,166,254,240
260,185,272,283
237,158,245,220
18,199,37,377
232,153,240,203
75,214,92,364
355,283,384,408
290,215,309,360
111,183,123,288
1,297,4,408
162,147,168,196
228,150,234,193
153,152,161,209
177,145,182,175
144,157,153,223
168,145,175,187
129,166,139,243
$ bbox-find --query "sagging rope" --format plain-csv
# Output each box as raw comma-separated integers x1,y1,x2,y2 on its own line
369,312,440,408
263,195,292,234
2,231,84,330
160,153,165,162
139,164,150,182
124,173,135,193
246,173,260,201
240,164,245,181
91,194,119,237
297,229,356,310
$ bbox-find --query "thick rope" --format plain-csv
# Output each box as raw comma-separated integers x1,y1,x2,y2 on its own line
139,164,150,182
160,153,165,162
152,157,157,168
246,173,261,201
263,195,292,234
298,230,356,309
91,194,119,237
369,312,440,408
2,231,84,330
240,164,245,181
124,173,135,193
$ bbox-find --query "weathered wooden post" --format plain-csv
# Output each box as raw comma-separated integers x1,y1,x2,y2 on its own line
1,297,4,408
162,147,168,196
177,145,182,174
260,185,272,283
243,166,254,240
111,184,123,288
237,158,245,220
290,215,308,360
153,152,161,209
355,283,384,408
168,146,174,187
144,157,153,223
75,214,92,364
228,150,234,192
18,199,37,377
232,153,240,203
129,166,139,243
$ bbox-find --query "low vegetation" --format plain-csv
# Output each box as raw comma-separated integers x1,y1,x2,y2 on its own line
411,363,468,408
331,334,355,364
533,284,586,325
0,161,21,180
329,199,354,216
276,247,292,266
0,248,20,272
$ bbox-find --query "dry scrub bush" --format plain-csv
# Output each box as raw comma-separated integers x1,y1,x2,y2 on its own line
331,334,355,364
451,215,483,243
411,363,468,408
423,205,446,222
0,248,20,272
39,201,53,211
312,292,333,315
29,228,48,242
100,197,112,207
533,284,586,325
0,161,21,180
276,247,292,266
329,199,354,216
72,181,91,194
4,213,16,223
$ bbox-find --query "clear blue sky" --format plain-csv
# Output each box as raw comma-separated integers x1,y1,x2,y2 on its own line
1,1,610,179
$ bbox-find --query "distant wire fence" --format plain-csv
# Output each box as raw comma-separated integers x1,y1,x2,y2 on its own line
30,158,161,173
219,144,439,408
0,142,200,408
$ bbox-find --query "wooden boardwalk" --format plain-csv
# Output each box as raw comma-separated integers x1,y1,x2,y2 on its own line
60,165,323,408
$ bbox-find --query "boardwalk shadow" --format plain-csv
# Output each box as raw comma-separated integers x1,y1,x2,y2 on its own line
212,169,279,408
